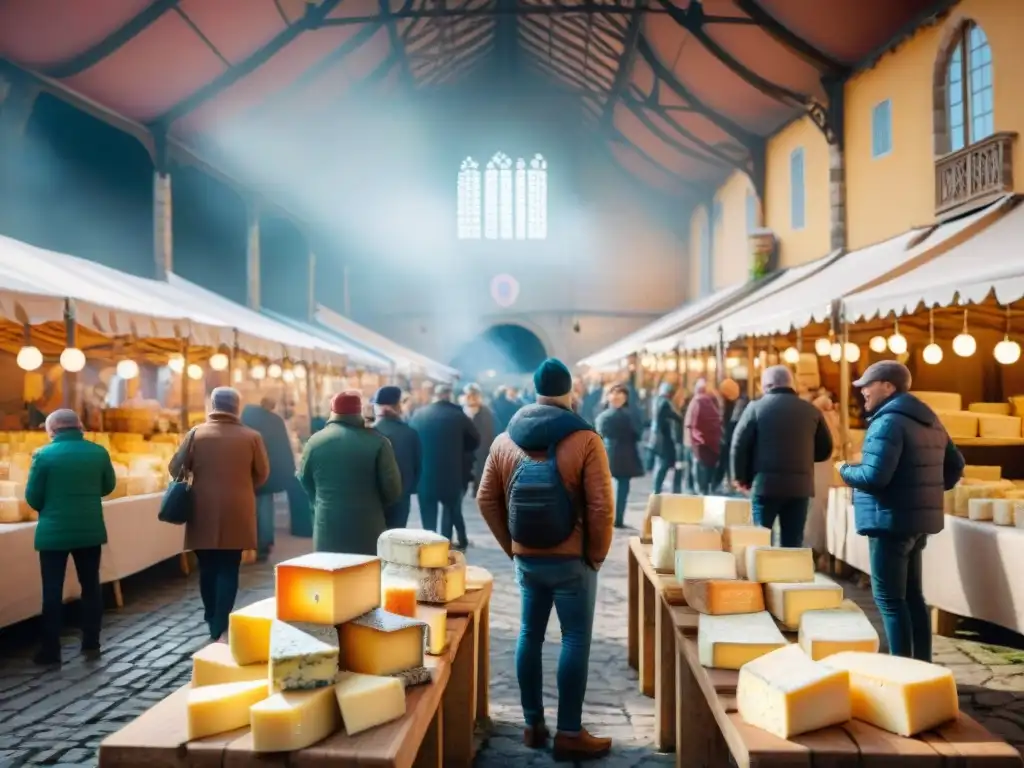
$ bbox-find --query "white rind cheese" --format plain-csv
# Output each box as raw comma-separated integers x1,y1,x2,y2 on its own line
377,528,451,568
269,620,339,692
390,665,432,688
650,520,722,571
798,608,879,660
722,525,772,578
765,575,844,629
697,612,786,669
675,550,737,582
737,644,851,738
993,500,1015,526
968,498,994,521
703,496,752,528
381,551,467,603
745,546,814,583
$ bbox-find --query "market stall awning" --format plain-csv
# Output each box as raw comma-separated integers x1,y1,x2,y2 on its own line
576,281,759,370
262,309,392,372
163,274,349,366
0,234,234,348
845,197,1024,321
314,305,458,382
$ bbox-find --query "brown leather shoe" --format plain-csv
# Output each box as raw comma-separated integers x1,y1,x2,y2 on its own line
553,729,612,761
523,723,550,748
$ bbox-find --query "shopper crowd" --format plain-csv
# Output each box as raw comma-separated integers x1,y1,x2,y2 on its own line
25,355,963,760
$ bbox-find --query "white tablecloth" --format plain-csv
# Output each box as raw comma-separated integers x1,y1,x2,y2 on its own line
826,488,1024,634
0,494,183,628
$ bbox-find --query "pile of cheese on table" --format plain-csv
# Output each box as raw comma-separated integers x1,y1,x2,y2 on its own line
0,431,177,524
944,464,1024,526
650,493,960,741
186,529,484,752
914,391,1024,442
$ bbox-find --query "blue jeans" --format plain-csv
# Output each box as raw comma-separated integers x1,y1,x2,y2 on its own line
514,557,598,734
614,479,630,526
751,496,808,548
653,457,682,495
869,533,931,662
420,493,466,544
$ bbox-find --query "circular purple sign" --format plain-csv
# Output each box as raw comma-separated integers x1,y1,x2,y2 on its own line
490,274,520,308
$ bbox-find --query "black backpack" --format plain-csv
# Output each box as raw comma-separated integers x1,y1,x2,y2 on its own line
507,442,586,556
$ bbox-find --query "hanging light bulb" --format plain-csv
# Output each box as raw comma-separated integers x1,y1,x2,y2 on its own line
829,342,842,362
233,369,244,384
116,359,139,380
844,342,861,363
814,337,832,356
250,363,267,381
952,309,976,357
268,363,283,379
16,345,43,371
782,346,800,365
869,336,887,353
725,357,739,370
293,363,307,380
59,347,86,373
282,369,296,383
208,352,229,372
887,319,907,355
994,306,1022,365
922,308,943,365
167,355,185,374
187,363,204,381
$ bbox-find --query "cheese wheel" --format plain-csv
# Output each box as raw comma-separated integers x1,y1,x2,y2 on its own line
993,500,1014,526
977,414,1022,439
968,498,993,521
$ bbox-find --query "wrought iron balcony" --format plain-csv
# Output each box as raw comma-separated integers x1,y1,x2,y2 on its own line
935,132,1017,219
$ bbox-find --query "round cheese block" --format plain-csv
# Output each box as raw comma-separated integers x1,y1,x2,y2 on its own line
465,565,493,591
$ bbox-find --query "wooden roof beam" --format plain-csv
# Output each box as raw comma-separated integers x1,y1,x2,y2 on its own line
599,0,644,131
732,0,846,75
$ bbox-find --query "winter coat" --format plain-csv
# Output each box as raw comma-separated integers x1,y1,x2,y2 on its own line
27,431,117,552
731,388,833,499
684,392,723,467
595,406,644,479
169,412,270,552
298,413,403,555
241,404,296,496
492,395,521,434
840,393,964,537
411,401,480,500
466,405,496,483
581,388,603,425
477,404,614,567
647,396,681,462
374,414,421,498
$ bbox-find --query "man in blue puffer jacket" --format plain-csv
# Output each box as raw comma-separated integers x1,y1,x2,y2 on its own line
839,361,964,663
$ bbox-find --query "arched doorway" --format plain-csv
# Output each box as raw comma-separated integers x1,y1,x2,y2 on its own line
451,324,547,382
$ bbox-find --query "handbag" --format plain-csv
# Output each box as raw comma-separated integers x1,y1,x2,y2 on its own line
158,429,196,525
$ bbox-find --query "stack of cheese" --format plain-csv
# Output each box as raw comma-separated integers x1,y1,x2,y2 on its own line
186,549,439,752
649,495,752,571
947,466,1024,525
0,478,33,524
737,644,960,739
379,528,468,607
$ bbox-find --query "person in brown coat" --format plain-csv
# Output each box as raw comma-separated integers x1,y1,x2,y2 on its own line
476,358,614,761
169,386,269,640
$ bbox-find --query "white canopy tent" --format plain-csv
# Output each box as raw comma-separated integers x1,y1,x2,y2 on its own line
262,309,392,372
845,197,1024,321
315,305,458,382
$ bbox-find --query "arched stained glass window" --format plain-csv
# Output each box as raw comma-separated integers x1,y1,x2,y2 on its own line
459,152,548,240
457,157,481,240
945,22,994,153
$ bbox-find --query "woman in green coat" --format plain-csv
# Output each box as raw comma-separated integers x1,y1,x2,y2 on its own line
26,409,116,666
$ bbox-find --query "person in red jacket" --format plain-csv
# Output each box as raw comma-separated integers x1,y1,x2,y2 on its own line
684,378,723,494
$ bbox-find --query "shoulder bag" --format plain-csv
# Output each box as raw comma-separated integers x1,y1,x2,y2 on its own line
158,428,197,525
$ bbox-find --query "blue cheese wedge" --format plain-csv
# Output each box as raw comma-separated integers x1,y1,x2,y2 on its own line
269,620,340,692
390,665,432,688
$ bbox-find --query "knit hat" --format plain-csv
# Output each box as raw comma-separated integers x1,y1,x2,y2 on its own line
372,385,402,407
719,378,740,402
210,387,241,415
533,358,572,397
331,390,363,415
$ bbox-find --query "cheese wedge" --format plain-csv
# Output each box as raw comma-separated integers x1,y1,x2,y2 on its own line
968,498,993,521
651,520,722,571
765,575,843,629
659,494,705,523
937,410,979,440
276,552,381,625
675,550,737,582
703,496,752,528
250,686,341,752
746,546,814,583
269,621,339,692
377,528,450,568
994,500,1015,526
821,652,958,736
799,608,880,660
722,525,772,578
186,679,270,740
963,464,1002,481
381,551,466,603
340,608,426,676
697,612,787,669
229,597,277,665
683,579,764,615
335,672,406,735
737,644,851,738
192,643,269,687
416,605,447,655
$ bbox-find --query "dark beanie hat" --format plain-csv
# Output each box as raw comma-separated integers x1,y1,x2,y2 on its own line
331,390,363,416
533,358,573,397
372,385,402,407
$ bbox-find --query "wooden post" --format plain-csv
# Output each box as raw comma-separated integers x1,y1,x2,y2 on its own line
62,300,80,412
152,133,172,281
746,338,756,399
179,339,190,433
839,315,851,460
716,329,726,386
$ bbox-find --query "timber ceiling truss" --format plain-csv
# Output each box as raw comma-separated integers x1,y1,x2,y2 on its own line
0,0,952,199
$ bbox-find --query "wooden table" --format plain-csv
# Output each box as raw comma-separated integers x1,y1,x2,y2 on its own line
98,619,470,768
625,536,686,753
672,629,1023,767
443,581,492,734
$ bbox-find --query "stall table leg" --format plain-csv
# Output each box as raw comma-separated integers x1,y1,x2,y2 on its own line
111,580,123,610
932,606,959,637
443,625,475,768
628,545,639,672
675,639,730,768
476,600,490,727
638,563,655,697
414,706,443,768
654,595,676,752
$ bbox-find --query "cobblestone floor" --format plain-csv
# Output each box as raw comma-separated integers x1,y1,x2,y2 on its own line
1,478,1023,766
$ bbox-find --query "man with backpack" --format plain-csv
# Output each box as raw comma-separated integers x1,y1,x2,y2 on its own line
477,358,614,761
